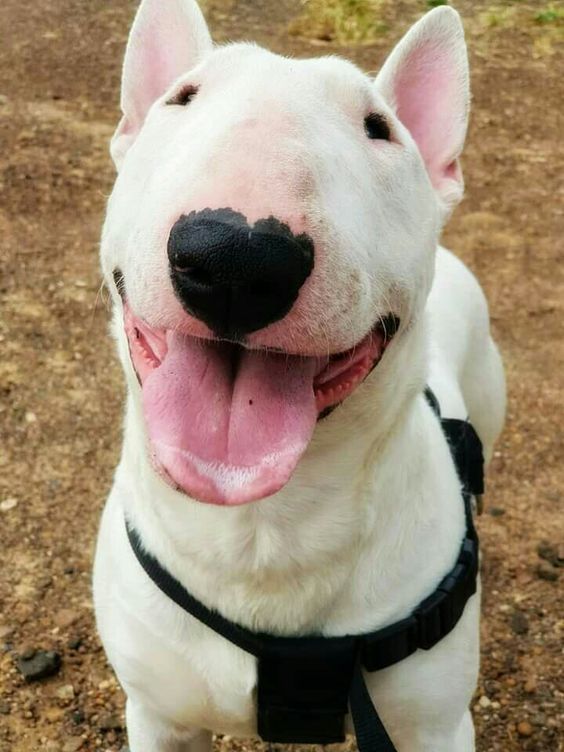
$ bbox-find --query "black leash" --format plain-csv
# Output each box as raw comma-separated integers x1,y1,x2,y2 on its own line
125,388,484,751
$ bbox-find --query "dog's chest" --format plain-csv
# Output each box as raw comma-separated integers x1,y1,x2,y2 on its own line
95,438,466,736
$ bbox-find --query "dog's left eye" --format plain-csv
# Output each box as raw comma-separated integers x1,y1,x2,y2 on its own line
166,84,199,107
364,113,391,141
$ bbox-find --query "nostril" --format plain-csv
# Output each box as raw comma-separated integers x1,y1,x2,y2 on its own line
173,265,214,286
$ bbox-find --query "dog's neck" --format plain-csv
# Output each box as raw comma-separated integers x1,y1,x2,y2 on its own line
116,316,463,634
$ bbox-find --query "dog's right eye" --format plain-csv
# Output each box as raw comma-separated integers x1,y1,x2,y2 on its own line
364,113,391,141
166,84,199,107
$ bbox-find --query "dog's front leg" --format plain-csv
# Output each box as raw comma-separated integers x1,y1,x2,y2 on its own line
126,699,212,752
406,709,475,752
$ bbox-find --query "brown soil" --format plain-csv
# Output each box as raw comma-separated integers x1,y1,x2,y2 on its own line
0,1,562,751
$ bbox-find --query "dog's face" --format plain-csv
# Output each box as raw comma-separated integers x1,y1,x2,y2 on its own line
101,0,469,506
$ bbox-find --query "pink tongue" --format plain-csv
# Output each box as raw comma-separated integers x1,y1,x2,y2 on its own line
142,333,319,505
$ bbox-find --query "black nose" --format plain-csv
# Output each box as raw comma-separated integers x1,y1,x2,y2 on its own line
167,209,314,337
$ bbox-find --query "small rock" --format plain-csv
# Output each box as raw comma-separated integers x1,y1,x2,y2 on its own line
55,609,79,629
37,575,53,590
17,649,62,681
510,609,529,635
62,739,84,752
488,506,506,517
524,677,537,693
516,720,533,737
15,603,33,625
98,713,123,731
536,563,558,582
478,695,491,708
56,684,75,701
537,541,558,565
0,497,18,512
44,706,65,722
47,478,61,494
0,624,14,640
20,647,37,660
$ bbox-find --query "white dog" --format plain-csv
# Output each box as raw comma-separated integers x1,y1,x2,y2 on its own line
93,1,505,750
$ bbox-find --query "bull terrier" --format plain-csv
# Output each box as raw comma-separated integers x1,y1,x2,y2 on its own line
93,1,506,750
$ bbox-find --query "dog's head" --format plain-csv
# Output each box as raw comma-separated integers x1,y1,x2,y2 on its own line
101,0,469,506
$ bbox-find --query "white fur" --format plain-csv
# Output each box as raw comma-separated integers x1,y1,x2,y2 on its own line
94,3,506,751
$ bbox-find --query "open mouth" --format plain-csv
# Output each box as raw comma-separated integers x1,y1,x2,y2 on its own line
121,289,398,506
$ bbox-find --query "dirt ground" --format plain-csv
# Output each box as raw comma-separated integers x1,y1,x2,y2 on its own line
0,1,562,750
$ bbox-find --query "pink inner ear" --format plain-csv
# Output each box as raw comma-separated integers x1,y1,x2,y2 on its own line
394,44,464,187
128,27,192,125
119,0,212,140
138,33,173,119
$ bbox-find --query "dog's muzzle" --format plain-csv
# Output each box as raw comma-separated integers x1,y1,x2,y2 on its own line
167,208,314,338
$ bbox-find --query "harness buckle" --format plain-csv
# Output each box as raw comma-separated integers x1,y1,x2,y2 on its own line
257,636,357,745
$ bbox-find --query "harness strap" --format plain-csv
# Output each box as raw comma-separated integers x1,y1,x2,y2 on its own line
125,387,484,752
424,387,484,499
126,523,264,658
350,656,397,752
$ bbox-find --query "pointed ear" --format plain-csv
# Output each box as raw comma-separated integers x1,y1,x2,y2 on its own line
111,0,212,169
375,7,469,210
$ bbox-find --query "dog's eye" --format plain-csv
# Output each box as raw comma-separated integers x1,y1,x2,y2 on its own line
364,113,391,141
166,84,199,107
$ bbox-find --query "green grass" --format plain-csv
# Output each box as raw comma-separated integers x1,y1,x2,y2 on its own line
479,5,517,28
479,1,564,27
473,1,564,58
289,0,388,44
535,5,564,24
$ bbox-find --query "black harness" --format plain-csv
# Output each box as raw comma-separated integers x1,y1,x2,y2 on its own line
126,389,484,752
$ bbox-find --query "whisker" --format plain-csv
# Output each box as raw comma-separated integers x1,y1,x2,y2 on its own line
88,279,112,330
